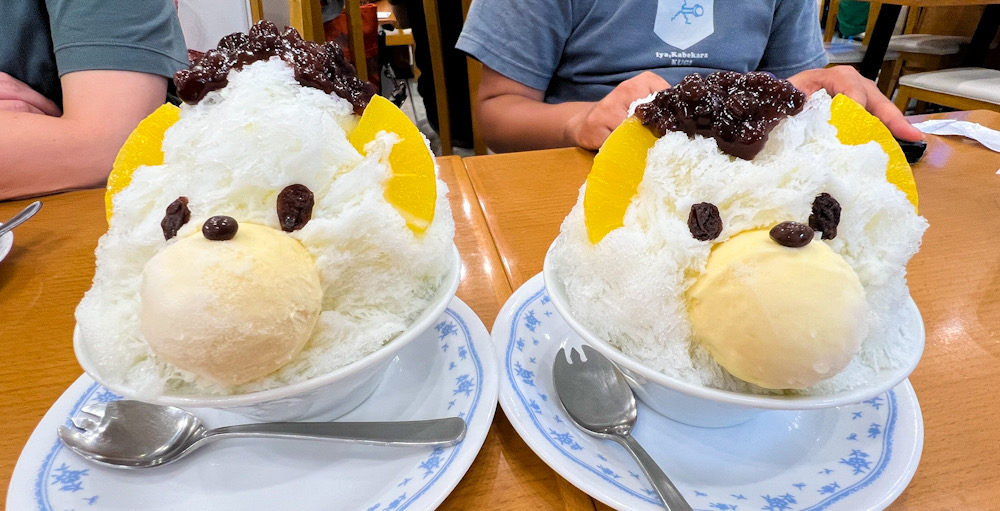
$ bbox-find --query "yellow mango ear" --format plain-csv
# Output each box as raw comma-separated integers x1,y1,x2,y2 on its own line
107,103,181,223
829,94,918,212
349,95,437,233
583,117,659,244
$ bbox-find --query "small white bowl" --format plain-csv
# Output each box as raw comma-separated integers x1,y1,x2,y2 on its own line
542,249,925,428
75,244,461,422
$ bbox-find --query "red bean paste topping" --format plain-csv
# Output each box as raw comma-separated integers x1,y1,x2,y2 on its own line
161,197,191,240
688,202,723,241
277,184,315,232
808,192,841,240
202,215,239,241
633,71,806,160
769,221,814,248
174,20,376,114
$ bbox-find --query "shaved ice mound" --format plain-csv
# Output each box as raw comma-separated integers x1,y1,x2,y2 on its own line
75,57,455,397
548,90,927,396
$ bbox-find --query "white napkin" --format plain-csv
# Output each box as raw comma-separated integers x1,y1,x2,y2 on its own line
911,119,1000,153
911,119,1000,174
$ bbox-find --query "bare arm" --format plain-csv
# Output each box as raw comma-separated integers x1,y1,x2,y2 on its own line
788,65,923,142
0,72,62,115
476,66,669,152
0,70,168,200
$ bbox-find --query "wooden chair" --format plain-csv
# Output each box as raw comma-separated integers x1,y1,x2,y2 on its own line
820,0,901,95
878,5,984,99
287,0,369,83
288,0,325,42
342,0,367,81
880,34,966,96
894,67,1000,113
421,0,453,156
461,0,488,155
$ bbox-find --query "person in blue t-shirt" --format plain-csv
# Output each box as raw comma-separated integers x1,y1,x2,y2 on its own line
457,0,921,152
1,0,188,201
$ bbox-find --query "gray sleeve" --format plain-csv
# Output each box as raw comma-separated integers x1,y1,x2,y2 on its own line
456,0,573,92
46,0,189,79
758,0,827,77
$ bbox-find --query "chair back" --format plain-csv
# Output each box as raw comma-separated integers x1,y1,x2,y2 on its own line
342,0,367,81
423,0,453,156
820,0,839,43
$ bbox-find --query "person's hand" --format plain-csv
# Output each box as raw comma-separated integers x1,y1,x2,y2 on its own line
0,72,61,116
787,66,923,142
566,71,670,150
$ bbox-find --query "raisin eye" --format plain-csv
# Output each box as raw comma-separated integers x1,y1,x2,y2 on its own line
688,202,723,241
809,193,841,240
770,221,814,247
161,197,191,240
276,184,315,232
202,215,239,241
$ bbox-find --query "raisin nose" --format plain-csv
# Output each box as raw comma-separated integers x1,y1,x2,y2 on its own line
769,221,813,248
202,215,239,241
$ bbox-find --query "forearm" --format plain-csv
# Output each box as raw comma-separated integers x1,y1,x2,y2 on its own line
475,67,671,153
0,70,167,201
0,111,120,200
477,93,592,153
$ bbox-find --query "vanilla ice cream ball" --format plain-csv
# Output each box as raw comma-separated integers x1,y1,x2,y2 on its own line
686,228,868,389
140,222,323,385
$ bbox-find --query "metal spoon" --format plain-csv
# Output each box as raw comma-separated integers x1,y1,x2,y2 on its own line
0,201,42,237
57,400,467,469
553,345,692,511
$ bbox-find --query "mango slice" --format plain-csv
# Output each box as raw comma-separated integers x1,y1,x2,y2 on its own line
106,103,181,222
829,94,918,211
349,95,437,233
582,117,658,244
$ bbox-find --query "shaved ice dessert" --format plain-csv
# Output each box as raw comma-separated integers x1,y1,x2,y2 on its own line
547,71,927,396
75,22,455,398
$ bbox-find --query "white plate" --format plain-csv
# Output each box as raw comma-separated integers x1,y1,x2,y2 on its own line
492,273,924,511
0,230,11,262
8,297,498,511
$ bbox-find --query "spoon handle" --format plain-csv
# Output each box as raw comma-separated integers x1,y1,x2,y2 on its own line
615,433,692,511
205,417,466,447
0,201,42,237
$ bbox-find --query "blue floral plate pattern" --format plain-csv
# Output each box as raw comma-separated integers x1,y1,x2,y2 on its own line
8,297,498,511
492,273,924,511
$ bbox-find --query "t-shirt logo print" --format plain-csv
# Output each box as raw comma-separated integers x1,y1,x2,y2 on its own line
654,0,715,50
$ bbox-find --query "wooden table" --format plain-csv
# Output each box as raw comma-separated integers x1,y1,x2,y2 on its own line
4,109,1000,509
462,110,1000,510
859,0,1000,79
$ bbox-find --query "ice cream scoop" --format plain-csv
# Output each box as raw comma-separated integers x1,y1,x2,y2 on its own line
686,227,868,390
140,221,323,385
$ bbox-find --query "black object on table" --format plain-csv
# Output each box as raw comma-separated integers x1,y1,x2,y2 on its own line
896,138,928,163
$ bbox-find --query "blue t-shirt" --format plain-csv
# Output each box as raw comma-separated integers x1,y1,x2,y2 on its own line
1,0,189,109
457,0,826,103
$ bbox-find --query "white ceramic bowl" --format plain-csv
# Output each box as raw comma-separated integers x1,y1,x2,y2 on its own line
75,244,461,422
542,249,925,428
